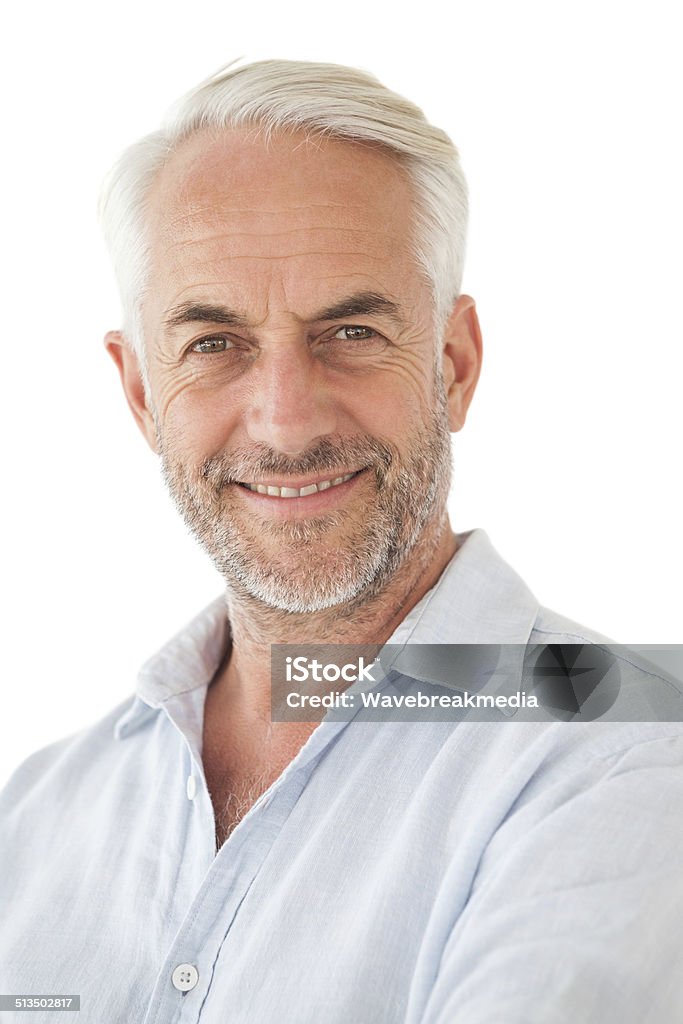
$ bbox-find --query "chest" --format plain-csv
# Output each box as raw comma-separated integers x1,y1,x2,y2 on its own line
203,755,280,846
202,705,317,846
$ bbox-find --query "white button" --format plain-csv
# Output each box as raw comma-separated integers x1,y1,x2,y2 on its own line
186,775,197,800
172,963,199,992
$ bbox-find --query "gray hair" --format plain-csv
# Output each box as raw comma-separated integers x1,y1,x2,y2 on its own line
99,59,468,366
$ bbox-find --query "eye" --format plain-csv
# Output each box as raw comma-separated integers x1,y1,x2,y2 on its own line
190,335,235,354
318,323,388,361
323,324,388,358
333,325,378,341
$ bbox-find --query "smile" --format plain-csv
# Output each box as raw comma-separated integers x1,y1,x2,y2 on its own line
238,471,359,498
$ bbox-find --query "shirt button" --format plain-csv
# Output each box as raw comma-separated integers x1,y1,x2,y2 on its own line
172,963,199,992
186,775,197,800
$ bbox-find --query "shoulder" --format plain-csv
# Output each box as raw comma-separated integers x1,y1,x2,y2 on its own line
531,604,614,643
507,602,683,779
530,603,681,704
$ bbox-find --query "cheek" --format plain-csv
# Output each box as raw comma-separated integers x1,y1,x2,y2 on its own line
343,362,436,441
158,382,242,465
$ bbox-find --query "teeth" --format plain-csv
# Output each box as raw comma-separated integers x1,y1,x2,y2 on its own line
243,472,357,498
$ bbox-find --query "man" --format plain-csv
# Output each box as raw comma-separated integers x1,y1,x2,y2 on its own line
1,59,682,1023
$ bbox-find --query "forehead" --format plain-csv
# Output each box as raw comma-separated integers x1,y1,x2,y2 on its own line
143,127,423,326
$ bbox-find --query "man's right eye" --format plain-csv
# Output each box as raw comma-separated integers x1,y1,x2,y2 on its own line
190,336,234,354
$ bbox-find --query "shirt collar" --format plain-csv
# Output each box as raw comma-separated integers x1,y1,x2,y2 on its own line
388,527,539,647
114,528,539,738
113,597,230,739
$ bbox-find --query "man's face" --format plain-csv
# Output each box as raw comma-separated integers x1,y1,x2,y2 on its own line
115,129,476,612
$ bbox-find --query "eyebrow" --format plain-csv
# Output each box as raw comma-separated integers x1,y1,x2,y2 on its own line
312,292,406,329
163,302,250,332
162,291,406,334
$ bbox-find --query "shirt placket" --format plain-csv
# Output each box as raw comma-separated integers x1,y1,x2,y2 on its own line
142,704,350,1024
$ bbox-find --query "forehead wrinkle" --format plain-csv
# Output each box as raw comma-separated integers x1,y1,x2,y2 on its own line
167,225,400,241
157,202,356,238
153,169,412,235
152,207,411,276
154,238,405,293
157,218,407,253
163,199,358,224
167,253,396,272
161,231,404,259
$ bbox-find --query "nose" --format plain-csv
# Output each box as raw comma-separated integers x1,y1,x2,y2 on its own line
244,339,338,456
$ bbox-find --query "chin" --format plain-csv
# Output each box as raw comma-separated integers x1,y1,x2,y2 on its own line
222,549,392,613
225,533,415,614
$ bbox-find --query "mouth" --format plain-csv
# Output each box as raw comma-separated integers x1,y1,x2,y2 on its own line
236,470,362,499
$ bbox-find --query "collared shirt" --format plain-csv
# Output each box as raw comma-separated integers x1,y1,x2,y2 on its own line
1,528,683,1023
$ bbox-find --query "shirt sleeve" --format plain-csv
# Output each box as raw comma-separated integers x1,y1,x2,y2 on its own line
419,733,683,1024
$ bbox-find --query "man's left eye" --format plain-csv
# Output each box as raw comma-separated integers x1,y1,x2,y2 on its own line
333,326,377,341
190,336,234,354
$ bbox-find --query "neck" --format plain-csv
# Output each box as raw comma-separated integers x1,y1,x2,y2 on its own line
211,511,458,717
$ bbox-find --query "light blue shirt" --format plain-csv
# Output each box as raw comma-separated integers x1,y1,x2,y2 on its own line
2,529,683,1022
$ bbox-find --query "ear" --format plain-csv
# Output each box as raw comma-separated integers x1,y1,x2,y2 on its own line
104,331,159,453
440,295,483,432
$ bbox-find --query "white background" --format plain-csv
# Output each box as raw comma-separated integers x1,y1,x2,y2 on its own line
1,1,681,785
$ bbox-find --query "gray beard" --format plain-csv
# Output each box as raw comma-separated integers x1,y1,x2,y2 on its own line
158,391,453,614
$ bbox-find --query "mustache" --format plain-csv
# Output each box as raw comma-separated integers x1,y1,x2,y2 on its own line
199,435,395,488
